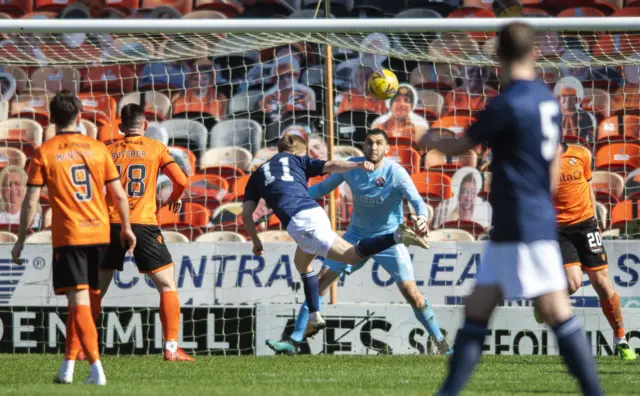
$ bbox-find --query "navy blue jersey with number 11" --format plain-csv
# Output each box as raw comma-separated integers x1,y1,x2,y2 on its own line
467,79,562,243
244,152,327,228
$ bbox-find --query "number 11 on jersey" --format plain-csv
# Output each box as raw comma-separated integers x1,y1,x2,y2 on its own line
263,157,294,186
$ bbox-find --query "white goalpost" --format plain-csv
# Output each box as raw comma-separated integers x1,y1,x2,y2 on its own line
0,17,639,357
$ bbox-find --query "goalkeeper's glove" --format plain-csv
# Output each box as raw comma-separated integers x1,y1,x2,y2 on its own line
410,215,429,236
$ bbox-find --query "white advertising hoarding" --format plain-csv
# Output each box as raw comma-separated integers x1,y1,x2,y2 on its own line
2,241,640,307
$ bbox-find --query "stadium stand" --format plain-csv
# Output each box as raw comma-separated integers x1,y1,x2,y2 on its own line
0,0,636,243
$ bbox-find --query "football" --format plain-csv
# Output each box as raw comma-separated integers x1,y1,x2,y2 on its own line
367,69,399,100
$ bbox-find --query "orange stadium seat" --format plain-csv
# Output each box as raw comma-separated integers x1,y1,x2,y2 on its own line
118,92,172,122
443,87,499,116
447,7,495,43
193,0,243,17
199,147,252,181
30,67,81,94
10,92,53,127
158,202,209,240
410,171,453,201
415,90,444,121
0,0,32,16
431,116,476,137
82,65,136,94
425,149,478,171
611,85,640,115
593,33,640,58
140,0,192,14
612,6,640,16
0,119,43,158
595,142,640,173
387,146,422,174
187,174,230,209
410,64,460,92
597,115,640,143
77,93,117,126
230,174,250,201
610,199,640,229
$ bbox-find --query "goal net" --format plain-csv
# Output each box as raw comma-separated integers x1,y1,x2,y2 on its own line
0,18,639,357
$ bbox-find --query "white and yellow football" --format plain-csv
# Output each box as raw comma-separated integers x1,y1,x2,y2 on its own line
367,69,399,100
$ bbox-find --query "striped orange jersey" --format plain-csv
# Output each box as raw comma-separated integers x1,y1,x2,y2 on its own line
27,132,120,248
556,144,594,226
106,134,188,225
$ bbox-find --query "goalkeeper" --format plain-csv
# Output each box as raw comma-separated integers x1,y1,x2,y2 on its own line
266,129,452,355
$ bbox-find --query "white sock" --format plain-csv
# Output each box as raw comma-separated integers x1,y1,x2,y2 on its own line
59,359,75,376
165,341,178,353
90,360,105,378
615,336,628,345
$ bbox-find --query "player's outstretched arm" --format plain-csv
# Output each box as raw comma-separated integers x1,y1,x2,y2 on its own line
309,173,345,199
161,162,188,212
323,160,374,174
11,186,40,264
242,200,263,256
106,180,136,252
396,166,431,234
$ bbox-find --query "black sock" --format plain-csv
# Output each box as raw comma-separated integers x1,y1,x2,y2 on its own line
355,233,396,258
437,318,489,396
301,271,319,313
553,316,603,396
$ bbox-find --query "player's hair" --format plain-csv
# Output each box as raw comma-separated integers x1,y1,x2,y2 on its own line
365,128,389,143
497,22,535,63
277,134,307,154
120,103,146,130
49,90,83,128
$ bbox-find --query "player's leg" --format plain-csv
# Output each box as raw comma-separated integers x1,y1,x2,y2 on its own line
381,243,451,354
585,266,636,360
292,246,326,331
135,225,194,361
266,266,341,355
53,246,107,386
437,242,505,396
526,240,602,396
437,285,502,396
326,224,428,265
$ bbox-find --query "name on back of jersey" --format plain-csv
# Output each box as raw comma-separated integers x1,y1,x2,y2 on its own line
56,150,94,162
111,150,147,160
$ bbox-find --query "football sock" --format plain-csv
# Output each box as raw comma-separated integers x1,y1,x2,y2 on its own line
291,295,325,343
64,307,81,361
413,299,444,342
552,316,603,396
600,292,625,340
74,304,100,364
437,318,488,396
301,271,320,313
160,291,181,344
355,233,396,258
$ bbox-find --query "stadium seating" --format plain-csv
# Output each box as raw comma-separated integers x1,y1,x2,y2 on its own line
428,229,475,242
161,230,190,243
195,231,246,242
0,230,18,243
0,0,635,241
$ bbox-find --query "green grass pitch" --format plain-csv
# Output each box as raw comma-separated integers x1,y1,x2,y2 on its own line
1,354,638,395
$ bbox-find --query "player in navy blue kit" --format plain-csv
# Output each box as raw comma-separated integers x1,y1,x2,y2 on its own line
425,23,602,396
242,134,429,334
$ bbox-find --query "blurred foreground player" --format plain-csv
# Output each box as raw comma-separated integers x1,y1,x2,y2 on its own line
243,134,429,335
535,142,636,360
265,129,451,355
423,23,603,396
97,104,193,361
11,91,136,385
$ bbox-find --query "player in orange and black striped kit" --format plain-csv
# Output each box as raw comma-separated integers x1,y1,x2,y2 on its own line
11,91,137,385
68,103,192,361
538,143,636,360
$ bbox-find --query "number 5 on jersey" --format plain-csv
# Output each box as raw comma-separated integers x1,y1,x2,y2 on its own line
539,101,560,161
